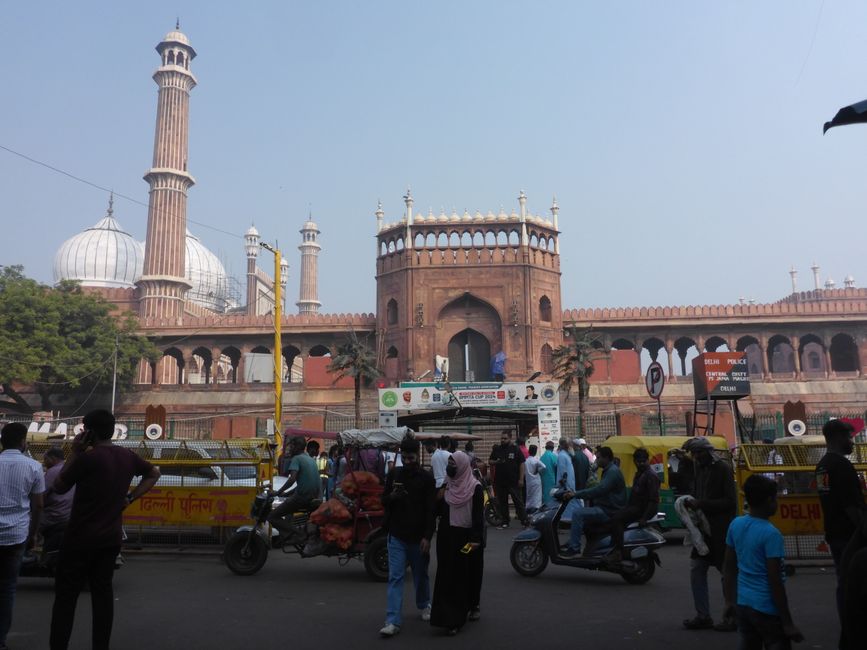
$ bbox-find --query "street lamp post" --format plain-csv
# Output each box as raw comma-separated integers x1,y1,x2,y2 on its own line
259,241,286,456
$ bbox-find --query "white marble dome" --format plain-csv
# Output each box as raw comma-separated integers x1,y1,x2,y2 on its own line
53,202,144,289
184,230,229,312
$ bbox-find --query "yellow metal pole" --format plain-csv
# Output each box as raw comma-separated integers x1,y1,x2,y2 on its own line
273,246,283,457
260,241,283,461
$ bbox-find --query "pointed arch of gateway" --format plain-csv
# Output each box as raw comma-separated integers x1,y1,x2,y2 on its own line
437,293,502,382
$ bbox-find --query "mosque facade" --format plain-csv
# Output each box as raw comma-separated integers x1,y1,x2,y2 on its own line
50,27,867,431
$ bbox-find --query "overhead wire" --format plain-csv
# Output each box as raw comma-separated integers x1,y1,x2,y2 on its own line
0,143,243,240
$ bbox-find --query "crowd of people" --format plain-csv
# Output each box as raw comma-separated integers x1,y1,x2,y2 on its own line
2,416,866,648
1,410,160,650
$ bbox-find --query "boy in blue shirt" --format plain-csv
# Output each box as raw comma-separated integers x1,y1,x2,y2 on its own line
723,474,803,649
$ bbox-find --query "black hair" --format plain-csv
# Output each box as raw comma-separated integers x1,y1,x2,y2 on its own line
1,422,27,449
545,441,555,449
823,419,854,439
633,448,649,461
464,441,474,452
400,435,420,455
501,429,512,438
597,446,614,461
306,440,320,454
82,409,115,440
44,447,65,461
743,474,777,509
328,444,339,457
529,444,538,456
289,436,306,452
438,435,451,450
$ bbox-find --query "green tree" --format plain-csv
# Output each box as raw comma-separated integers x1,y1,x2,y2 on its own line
551,326,606,435
0,265,157,413
327,331,381,428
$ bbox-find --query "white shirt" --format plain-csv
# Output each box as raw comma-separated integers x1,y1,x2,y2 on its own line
383,451,403,476
525,456,545,510
0,449,45,545
431,449,450,488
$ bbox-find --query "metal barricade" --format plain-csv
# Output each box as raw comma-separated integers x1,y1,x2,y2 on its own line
736,441,867,562
27,439,275,548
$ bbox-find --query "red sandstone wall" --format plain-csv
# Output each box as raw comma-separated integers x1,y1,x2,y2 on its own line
304,357,355,389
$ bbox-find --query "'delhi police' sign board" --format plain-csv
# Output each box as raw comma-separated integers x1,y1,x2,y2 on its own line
691,352,750,400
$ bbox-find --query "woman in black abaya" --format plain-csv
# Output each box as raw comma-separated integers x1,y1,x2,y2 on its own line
430,450,485,636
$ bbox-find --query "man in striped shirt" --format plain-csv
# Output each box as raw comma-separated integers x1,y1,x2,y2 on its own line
0,422,45,650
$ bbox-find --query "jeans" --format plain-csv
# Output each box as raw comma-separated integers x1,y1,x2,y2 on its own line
0,543,25,647
736,605,792,650
49,546,120,650
568,506,610,551
690,554,724,618
385,535,430,626
494,482,526,525
829,538,848,627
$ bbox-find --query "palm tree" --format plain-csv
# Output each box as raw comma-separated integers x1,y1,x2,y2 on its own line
327,331,381,428
552,326,606,435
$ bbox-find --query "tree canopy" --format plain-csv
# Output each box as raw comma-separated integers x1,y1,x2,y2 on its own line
551,326,606,434
0,265,157,414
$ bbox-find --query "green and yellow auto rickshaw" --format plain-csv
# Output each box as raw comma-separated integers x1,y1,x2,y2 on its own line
603,435,732,530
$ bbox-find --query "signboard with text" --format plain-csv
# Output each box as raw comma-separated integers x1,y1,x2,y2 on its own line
536,405,562,448
380,382,559,411
122,486,256,527
691,352,750,400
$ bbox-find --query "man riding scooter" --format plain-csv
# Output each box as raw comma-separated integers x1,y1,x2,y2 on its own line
608,448,660,562
561,446,626,557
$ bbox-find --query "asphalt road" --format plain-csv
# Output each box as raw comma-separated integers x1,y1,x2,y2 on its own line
11,530,839,650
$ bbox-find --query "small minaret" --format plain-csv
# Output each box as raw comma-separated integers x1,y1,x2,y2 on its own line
518,190,528,245
403,188,414,250
789,265,797,294
811,262,821,290
550,196,559,254
245,225,259,314
375,199,384,233
845,275,856,289
139,25,197,319
296,215,321,314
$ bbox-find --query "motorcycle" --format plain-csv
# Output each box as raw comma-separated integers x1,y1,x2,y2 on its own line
474,467,503,527
509,490,666,584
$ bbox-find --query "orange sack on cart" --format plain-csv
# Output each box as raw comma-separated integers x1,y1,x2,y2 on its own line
310,498,352,525
340,470,381,496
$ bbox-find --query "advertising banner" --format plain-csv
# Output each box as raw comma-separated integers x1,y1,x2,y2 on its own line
380,381,559,411
691,352,751,400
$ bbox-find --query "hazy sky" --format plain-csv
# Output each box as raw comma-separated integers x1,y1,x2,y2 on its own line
2,1,866,314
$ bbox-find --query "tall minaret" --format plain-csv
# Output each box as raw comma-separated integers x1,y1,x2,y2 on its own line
138,25,197,320
296,215,322,314
244,225,260,314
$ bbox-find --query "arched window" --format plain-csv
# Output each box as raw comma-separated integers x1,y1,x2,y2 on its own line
167,51,176,65
473,232,484,247
395,238,404,251
539,296,552,322
830,333,860,372
540,344,553,374
388,240,396,253
530,234,539,248
386,299,398,325
449,232,460,247
415,233,425,248
508,231,520,246
484,231,496,247
425,232,436,248
437,232,448,248
387,346,399,358
497,231,508,246
380,241,387,256
176,52,185,67
309,345,331,358
461,232,472,247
